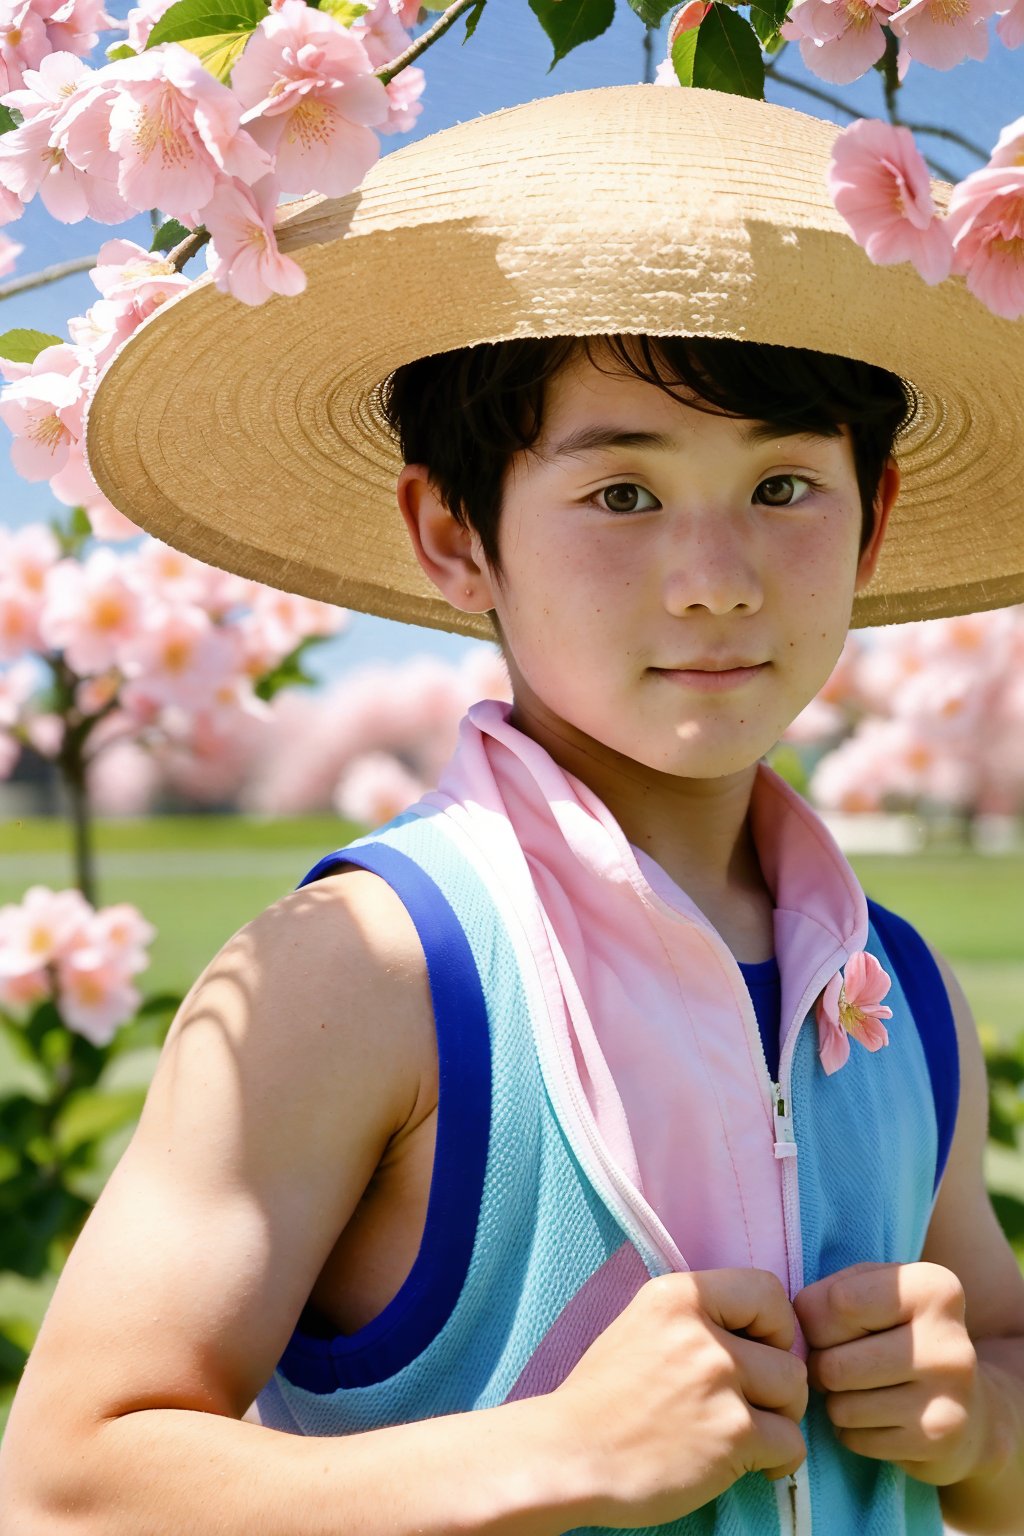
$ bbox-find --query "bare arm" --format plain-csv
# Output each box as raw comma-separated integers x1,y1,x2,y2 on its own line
924,952,1024,1534
0,870,594,1536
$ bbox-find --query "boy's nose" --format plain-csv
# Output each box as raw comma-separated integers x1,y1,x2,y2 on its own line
660,530,764,617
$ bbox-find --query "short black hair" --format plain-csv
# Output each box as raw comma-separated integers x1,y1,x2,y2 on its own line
379,333,919,578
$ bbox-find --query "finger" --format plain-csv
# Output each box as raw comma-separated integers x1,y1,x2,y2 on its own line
729,1333,809,1424
809,1322,915,1395
824,1382,920,1431
796,1263,907,1349
691,1269,795,1352
747,1406,807,1481
830,1424,933,1467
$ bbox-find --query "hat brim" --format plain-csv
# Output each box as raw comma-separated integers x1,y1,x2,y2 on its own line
85,83,1024,635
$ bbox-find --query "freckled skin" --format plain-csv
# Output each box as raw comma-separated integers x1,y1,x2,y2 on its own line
474,348,893,793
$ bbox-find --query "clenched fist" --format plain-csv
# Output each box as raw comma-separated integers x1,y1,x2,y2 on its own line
795,1260,989,1486
551,1267,808,1529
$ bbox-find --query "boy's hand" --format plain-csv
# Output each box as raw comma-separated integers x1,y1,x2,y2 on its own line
795,1260,989,1486
550,1267,807,1530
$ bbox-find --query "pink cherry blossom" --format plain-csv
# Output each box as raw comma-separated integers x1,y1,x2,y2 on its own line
56,949,141,1044
0,657,36,728
0,228,21,271
0,53,135,224
67,238,191,369
203,174,306,305
0,179,24,224
44,436,142,537
39,548,143,674
946,165,1024,319
118,603,239,712
827,118,953,284
0,585,41,659
132,538,217,609
246,583,346,656
25,709,63,754
42,0,117,60
988,114,1024,169
0,883,91,975
0,523,59,658
816,950,893,1075
779,0,898,85
996,0,1024,43
232,0,390,197
0,340,89,480
124,0,175,51
0,0,49,96
889,0,997,69
70,901,155,974
75,45,275,226
0,964,50,1020
379,62,424,136
334,749,427,826
348,0,424,135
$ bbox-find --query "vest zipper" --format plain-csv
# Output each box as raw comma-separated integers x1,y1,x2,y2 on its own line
768,951,854,1536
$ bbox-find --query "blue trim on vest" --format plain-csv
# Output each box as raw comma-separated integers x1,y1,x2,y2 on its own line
276,841,492,1391
867,898,960,1193
738,957,781,1082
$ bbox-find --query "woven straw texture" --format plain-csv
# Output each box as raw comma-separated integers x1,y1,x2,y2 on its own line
84,83,1024,633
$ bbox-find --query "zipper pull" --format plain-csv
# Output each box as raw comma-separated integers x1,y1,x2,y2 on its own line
772,1082,797,1159
788,1471,798,1532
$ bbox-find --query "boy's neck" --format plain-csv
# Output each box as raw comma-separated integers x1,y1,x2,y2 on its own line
507,698,777,963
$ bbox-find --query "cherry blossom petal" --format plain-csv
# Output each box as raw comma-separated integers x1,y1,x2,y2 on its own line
828,117,953,285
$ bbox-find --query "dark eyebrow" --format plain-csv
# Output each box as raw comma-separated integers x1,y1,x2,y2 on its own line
544,422,837,462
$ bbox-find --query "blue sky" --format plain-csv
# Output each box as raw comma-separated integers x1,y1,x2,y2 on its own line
0,0,1017,679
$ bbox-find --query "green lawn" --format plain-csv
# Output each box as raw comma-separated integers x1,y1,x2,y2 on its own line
1,819,1022,1436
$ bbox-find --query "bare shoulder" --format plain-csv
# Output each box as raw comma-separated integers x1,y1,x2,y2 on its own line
1,863,435,1475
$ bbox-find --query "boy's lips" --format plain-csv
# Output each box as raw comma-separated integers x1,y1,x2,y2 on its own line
649,661,769,692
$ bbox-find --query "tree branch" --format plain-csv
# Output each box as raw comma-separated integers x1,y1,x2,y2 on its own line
900,118,988,164
0,252,100,303
375,0,483,86
763,65,961,182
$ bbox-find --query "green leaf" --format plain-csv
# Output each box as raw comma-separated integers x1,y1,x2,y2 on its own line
0,329,65,365
462,0,485,40
627,0,677,27
747,0,788,47
0,105,17,135
253,633,332,702
53,1087,147,1160
317,0,371,21
671,26,698,83
150,217,190,254
0,1318,33,1387
693,3,764,98
178,29,256,79
105,40,138,60
69,506,93,539
146,0,268,81
527,0,615,68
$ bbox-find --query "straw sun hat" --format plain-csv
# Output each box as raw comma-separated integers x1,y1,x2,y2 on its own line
84,82,1024,639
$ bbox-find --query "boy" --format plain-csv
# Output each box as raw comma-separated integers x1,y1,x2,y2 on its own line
4,84,1024,1535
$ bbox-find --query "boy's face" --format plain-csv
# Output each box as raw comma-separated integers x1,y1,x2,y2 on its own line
468,344,896,783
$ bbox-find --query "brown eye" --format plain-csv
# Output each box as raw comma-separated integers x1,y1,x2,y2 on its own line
599,483,657,514
757,476,800,506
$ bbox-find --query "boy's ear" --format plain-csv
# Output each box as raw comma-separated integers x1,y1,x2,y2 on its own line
396,464,497,615
854,457,901,593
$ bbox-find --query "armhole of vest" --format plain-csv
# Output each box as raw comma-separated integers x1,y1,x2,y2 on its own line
275,840,492,1392
866,897,960,1196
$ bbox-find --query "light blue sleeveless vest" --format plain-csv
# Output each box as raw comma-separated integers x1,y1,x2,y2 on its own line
256,804,959,1536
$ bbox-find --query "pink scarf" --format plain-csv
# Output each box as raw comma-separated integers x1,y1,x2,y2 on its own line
422,698,868,1282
